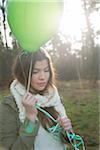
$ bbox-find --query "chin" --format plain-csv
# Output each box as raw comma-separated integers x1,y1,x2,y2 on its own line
38,87,45,91
37,86,47,93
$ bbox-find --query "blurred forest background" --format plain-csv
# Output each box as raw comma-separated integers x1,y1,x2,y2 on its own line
0,0,100,149
0,0,100,87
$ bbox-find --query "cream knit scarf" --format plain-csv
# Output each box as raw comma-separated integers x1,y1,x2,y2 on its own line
10,79,66,123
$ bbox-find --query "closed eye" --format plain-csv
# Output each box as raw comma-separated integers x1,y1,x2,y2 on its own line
33,66,49,74
33,71,39,74
33,69,39,74
44,68,49,72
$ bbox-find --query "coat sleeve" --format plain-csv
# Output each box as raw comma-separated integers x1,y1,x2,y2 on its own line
0,102,39,150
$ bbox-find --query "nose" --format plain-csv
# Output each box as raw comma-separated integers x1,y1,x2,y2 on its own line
39,71,45,80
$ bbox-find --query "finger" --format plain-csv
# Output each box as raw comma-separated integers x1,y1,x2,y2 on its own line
22,96,34,107
24,94,36,104
27,97,37,104
64,121,73,130
22,92,31,103
64,118,71,124
58,117,70,125
26,92,34,99
27,98,38,107
59,118,72,130
68,128,74,133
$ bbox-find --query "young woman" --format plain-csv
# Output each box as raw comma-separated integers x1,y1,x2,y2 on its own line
0,49,72,150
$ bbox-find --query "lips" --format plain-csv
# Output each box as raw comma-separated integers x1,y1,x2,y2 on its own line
37,82,46,87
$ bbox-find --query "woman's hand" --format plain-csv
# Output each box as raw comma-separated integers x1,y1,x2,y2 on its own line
58,116,72,132
22,92,38,122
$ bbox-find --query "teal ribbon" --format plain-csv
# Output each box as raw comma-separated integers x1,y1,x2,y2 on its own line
35,103,62,141
35,103,57,123
67,132,84,149
35,103,85,150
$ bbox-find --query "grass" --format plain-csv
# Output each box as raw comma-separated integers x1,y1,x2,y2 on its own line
0,80,99,149
58,80,99,150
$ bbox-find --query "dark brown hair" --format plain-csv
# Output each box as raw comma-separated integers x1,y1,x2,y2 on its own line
13,49,55,91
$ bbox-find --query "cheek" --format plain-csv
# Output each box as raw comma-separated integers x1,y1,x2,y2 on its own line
31,75,37,84
47,72,50,80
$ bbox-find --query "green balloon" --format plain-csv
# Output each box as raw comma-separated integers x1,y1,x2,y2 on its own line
7,0,63,52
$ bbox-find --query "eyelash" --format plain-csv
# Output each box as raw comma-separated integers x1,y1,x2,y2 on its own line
33,71,38,74
44,69,49,72
33,69,49,74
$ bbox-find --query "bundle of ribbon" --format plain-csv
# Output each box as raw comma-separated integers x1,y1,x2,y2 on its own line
35,103,86,150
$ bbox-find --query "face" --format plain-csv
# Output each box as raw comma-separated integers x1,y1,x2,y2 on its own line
31,59,50,91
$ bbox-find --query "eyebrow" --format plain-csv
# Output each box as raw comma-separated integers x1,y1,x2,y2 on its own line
33,66,49,71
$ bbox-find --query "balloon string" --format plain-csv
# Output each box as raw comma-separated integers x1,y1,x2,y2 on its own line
19,53,27,88
27,55,33,92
